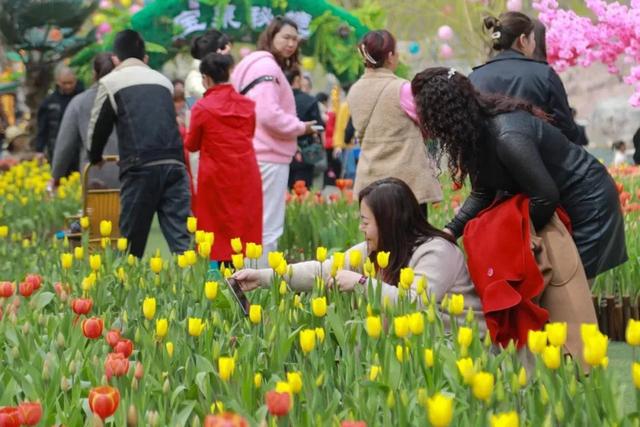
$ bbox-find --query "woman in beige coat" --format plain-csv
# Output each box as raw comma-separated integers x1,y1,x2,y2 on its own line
234,178,484,327
347,30,442,215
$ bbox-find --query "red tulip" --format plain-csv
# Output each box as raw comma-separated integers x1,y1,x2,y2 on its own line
265,391,291,417
341,422,367,427
0,407,20,427
105,353,130,381
0,282,14,298
105,329,121,348
71,298,93,315
114,339,133,357
88,386,120,420
24,274,42,290
134,361,144,380
17,402,42,426
204,413,250,427
18,281,35,297
82,317,104,339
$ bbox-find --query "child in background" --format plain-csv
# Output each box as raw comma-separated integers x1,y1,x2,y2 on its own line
612,140,628,167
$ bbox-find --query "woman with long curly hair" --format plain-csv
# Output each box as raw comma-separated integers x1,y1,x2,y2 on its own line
411,67,626,281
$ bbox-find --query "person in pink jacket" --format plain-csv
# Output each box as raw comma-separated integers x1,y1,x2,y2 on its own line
231,16,316,266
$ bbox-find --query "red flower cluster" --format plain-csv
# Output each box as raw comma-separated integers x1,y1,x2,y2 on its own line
105,353,129,381
203,412,249,427
0,402,42,427
0,282,14,298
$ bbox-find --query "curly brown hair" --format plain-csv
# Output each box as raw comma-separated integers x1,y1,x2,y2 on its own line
411,67,547,186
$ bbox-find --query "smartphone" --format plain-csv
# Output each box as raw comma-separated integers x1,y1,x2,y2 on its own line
311,124,325,132
226,278,250,316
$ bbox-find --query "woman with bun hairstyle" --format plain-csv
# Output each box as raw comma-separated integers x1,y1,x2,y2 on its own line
185,30,232,99
347,30,442,215
185,53,262,263
231,16,316,266
470,12,586,145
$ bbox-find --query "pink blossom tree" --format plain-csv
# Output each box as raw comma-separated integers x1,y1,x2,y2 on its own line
534,0,640,107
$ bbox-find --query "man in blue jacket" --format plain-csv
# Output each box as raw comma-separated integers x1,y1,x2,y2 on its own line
88,29,190,257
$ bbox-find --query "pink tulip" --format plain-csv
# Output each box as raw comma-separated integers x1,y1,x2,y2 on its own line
439,44,454,59
97,22,112,36
437,25,454,41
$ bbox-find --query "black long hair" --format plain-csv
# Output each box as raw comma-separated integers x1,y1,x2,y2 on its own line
359,177,455,286
411,67,548,186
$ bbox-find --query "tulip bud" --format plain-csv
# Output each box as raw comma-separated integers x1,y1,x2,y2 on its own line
131,377,139,391
56,332,65,348
127,404,138,427
60,376,71,392
11,346,19,359
146,410,159,427
21,322,30,335
42,360,50,381
386,390,395,408
135,361,144,380
163,378,170,394
69,360,77,375
554,401,565,422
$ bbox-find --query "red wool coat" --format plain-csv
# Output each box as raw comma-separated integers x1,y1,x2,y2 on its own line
463,195,571,348
185,84,263,261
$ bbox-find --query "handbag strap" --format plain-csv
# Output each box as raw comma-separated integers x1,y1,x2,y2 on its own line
356,79,395,144
240,75,279,95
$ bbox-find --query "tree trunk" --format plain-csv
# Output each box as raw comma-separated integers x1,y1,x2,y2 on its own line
24,59,54,147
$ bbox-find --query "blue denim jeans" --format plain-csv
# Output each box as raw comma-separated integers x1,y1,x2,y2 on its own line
119,163,191,257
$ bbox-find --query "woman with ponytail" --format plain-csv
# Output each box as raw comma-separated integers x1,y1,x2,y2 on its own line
346,30,442,216
470,12,586,145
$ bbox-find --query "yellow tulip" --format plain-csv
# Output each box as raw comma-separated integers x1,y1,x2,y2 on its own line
166,342,174,357
399,267,414,290
409,312,424,335
249,304,262,324
490,411,519,427
316,246,328,262
187,216,197,233
312,297,327,317
545,322,568,347
204,281,218,300
230,237,242,254
204,232,215,246
583,330,608,367
231,253,244,270
212,401,224,414
448,294,465,315
472,371,494,402
80,216,90,229
195,230,205,244
426,392,453,427
626,319,640,346
0,225,8,238
89,254,101,272
279,280,288,295
369,365,381,381
117,237,128,252
366,315,382,339
245,242,257,259
364,257,375,277
376,251,390,269
198,241,211,258
581,323,600,341
177,254,188,269
542,345,561,370
300,328,316,354
632,363,640,389
142,297,156,320
333,252,345,270
268,251,284,269
458,326,473,349
394,315,410,338
349,249,362,269
99,220,112,237
156,318,168,338
424,348,434,368
218,356,235,381
128,254,136,265
395,344,407,362
287,371,303,394
100,237,110,249
150,257,163,274
60,253,73,269
184,250,197,265
416,275,427,294
315,327,325,343
117,267,126,282
275,381,292,394
456,357,475,384
275,259,288,276
527,330,548,355
188,318,205,337
74,246,84,260
518,366,527,387
254,372,263,388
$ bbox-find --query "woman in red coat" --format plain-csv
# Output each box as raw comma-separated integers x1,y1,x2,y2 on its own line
185,53,262,262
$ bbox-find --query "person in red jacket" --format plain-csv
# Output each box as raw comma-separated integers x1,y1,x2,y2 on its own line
185,53,262,262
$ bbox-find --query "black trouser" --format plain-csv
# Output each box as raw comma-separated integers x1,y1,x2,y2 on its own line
119,163,191,258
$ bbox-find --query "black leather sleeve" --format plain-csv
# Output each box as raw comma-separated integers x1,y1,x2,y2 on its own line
496,130,559,230
446,187,496,238
547,69,581,144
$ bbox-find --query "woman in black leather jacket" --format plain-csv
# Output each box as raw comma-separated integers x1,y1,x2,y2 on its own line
469,12,587,146
411,67,627,280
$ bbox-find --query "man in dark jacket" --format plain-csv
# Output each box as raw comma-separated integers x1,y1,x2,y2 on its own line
36,66,84,164
470,49,586,145
285,68,323,188
88,29,190,257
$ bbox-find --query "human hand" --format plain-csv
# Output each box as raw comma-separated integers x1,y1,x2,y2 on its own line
232,269,262,292
303,121,317,135
329,269,364,292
